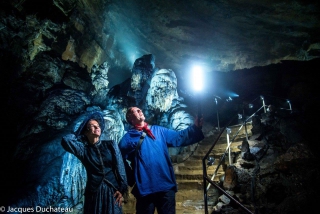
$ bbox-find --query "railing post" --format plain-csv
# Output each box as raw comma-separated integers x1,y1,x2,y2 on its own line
215,98,220,131
226,127,232,165
244,120,249,141
287,99,292,113
203,157,208,214
260,95,266,113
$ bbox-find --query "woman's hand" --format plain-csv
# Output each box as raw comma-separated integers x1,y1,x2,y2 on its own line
114,191,123,206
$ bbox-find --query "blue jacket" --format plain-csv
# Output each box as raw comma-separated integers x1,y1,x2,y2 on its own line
119,124,204,197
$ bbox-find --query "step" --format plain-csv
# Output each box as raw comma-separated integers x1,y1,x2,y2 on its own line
176,189,205,201
188,153,230,161
176,199,217,211
177,168,225,176
176,191,219,212
197,143,229,150
182,157,229,167
193,141,242,155
175,166,225,174
192,151,241,160
175,169,225,180
176,188,219,202
177,165,226,174
194,148,228,155
200,137,228,144
196,141,243,151
176,179,222,190
178,162,221,170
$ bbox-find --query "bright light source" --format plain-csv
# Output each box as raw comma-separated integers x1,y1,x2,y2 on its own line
192,66,203,91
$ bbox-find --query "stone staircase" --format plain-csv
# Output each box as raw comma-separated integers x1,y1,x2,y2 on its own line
122,123,251,214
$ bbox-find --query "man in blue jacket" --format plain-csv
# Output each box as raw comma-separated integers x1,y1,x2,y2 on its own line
119,107,204,214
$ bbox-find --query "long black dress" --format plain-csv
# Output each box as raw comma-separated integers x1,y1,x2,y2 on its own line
61,112,128,214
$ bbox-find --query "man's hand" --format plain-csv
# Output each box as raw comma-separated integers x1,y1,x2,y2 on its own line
194,115,203,128
114,191,123,206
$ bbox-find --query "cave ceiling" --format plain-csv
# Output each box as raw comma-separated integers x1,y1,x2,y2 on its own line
6,0,320,87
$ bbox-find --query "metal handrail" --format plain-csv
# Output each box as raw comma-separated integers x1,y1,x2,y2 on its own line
205,105,263,191
202,116,235,214
202,94,294,213
202,99,266,214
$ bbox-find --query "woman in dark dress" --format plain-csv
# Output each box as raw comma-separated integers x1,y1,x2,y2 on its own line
61,111,128,214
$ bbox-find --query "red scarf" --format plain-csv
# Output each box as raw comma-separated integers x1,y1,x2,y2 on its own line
134,122,156,140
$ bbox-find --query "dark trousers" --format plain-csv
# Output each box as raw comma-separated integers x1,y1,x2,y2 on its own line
136,189,176,214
